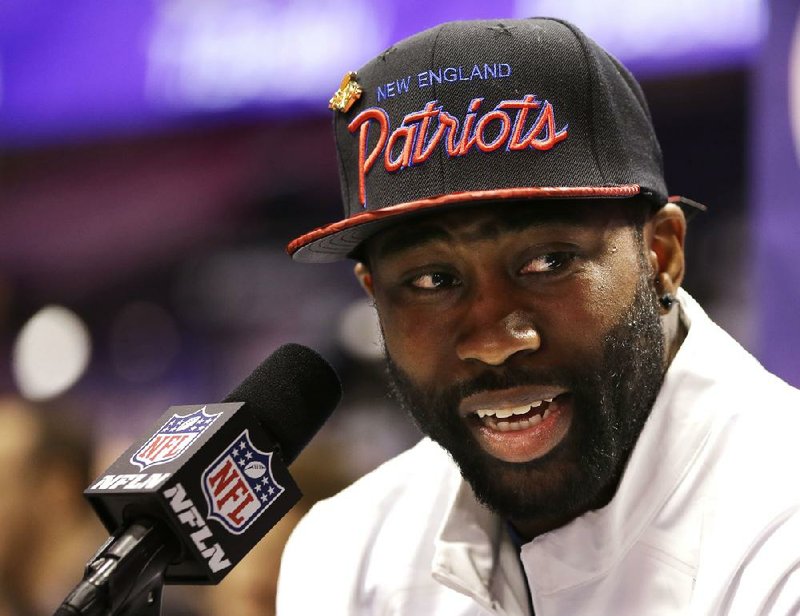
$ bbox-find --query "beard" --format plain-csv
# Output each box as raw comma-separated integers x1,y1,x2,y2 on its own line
385,269,666,528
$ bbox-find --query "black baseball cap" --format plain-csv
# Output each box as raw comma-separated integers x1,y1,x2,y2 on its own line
287,17,704,263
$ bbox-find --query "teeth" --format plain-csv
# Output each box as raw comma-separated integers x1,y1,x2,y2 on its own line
486,407,553,431
474,398,553,419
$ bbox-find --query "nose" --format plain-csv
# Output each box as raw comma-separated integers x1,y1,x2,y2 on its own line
456,308,541,366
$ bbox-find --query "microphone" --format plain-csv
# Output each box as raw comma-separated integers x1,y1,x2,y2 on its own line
55,343,342,616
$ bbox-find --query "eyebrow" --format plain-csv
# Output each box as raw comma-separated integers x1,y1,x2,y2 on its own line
370,205,597,260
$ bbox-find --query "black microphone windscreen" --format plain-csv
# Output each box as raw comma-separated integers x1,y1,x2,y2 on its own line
223,343,342,464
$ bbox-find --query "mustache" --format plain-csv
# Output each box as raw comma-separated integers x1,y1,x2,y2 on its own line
387,356,574,405
451,366,573,401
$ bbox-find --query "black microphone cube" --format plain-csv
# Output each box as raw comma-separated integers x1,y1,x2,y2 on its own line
84,402,302,583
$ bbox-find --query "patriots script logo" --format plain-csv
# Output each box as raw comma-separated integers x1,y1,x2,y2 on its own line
131,407,220,471
201,430,285,535
348,95,568,206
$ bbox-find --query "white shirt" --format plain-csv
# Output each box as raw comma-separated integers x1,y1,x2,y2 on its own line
277,291,800,615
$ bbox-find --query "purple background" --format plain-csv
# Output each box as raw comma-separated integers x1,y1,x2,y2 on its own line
0,0,764,146
754,0,800,385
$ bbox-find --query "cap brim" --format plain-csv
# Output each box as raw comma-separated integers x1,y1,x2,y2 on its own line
288,185,643,263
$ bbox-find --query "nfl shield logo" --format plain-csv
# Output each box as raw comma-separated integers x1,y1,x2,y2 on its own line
201,430,285,535
130,407,221,471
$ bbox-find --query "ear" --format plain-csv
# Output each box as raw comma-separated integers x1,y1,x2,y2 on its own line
645,203,686,296
354,262,374,298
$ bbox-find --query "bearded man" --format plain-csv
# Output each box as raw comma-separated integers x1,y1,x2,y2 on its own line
277,18,800,615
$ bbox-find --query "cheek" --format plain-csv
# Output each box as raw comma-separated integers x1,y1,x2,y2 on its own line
375,297,454,385
540,256,643,353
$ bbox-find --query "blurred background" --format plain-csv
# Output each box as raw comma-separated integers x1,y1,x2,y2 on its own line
1,0,799,614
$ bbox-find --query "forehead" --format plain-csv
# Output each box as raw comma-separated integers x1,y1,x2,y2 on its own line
363,199,642,261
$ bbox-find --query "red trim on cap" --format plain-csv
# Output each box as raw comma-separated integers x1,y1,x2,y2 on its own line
286,185,640,255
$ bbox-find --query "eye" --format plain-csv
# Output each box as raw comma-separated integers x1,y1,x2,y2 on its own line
408,271,461,290
519,252,576,275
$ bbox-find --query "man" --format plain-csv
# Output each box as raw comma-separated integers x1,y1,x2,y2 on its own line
277,18,800,615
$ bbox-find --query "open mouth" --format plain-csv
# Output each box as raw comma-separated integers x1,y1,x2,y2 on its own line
460,389,573,463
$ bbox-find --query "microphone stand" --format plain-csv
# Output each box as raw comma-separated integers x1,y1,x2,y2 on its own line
54,521,179,616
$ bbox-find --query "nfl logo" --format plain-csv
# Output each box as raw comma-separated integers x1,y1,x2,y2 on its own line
131,406,221,471
201,430,285,535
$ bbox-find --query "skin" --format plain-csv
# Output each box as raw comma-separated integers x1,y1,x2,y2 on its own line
354,199,687,539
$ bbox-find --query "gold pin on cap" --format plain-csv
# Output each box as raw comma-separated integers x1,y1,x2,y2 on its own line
329,71,363,113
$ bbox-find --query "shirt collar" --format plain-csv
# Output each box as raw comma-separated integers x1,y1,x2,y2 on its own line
432,471,533,613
